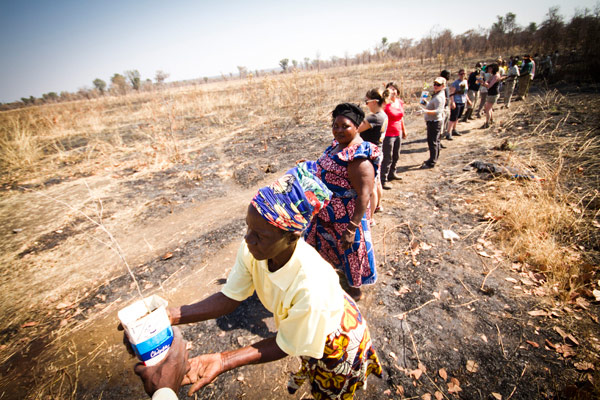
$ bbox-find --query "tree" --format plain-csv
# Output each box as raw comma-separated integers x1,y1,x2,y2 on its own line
110,73,129,95
60,91,72,101
504,12,517,33
155,70,169,84
303,57,310,70
537,6,564,50
93,78,107,94
42,92,58,102
142,79,153,91
237,66,247,78
203,77,208,84
379,37,389,59
279,58,289,72
125,70,141,90
292,59,298,70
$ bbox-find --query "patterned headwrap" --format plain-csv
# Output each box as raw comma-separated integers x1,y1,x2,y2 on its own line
251,162,332,232
332,103,365,128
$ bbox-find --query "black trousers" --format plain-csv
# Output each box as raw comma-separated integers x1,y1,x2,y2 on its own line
426,120,441,165
381,135,401,183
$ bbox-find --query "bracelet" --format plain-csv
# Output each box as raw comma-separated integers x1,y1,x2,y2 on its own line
348,220,360,229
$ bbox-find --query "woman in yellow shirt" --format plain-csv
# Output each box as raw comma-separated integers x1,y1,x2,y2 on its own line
169,163,382,399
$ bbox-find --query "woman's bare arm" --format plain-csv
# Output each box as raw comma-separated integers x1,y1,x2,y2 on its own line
340,158,374,250
357,119,372,133
168,292,241,325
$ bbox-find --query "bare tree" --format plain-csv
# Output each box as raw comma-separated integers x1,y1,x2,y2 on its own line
93,78,107,94
125,70,141,90
155,70,170,84
279,58,289,72
536,7,564,51
110,73,129,95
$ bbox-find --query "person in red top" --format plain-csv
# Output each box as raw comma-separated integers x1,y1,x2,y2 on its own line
380,82,407,190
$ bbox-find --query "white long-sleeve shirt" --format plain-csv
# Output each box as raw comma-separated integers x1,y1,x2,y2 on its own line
152,388,178,400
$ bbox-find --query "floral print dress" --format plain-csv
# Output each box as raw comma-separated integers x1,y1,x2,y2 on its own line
304,140,379,288
287,294,382,399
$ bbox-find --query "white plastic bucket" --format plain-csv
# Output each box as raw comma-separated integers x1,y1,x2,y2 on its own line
118,295,173,366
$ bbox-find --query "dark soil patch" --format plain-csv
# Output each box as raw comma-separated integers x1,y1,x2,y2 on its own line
17,215,100,257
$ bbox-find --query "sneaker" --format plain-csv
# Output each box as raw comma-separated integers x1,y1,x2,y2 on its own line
480,123,489,129
389,172,402,181
446,136,453,141
420,162,434,169
440,143,447,149
382,182,392,190
374,206,383,213
453,130,462,136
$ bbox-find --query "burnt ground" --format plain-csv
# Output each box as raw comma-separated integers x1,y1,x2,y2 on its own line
0,88,599,400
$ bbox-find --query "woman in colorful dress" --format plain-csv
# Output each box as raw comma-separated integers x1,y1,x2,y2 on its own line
304,103,380,301
380,82,406,190
167,164,382,399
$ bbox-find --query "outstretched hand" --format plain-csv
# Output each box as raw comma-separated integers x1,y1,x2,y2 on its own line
340,229,354,251
182,353,225,395
133,327,190,397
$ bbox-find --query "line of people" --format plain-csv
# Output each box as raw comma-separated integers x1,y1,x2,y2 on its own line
444,55,538,137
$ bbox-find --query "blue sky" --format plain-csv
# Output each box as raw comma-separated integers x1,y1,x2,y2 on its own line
1,0,597,103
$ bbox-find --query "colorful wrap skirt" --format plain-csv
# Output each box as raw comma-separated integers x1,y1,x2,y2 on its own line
287,295,382,399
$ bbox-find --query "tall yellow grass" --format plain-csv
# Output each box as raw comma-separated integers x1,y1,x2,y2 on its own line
480,90,599,299
0,59,445,184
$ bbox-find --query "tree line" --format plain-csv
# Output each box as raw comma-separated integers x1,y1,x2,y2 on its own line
270,6,599,73
3,5,598,111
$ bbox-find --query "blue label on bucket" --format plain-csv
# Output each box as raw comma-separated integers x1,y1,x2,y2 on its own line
133,326,174,362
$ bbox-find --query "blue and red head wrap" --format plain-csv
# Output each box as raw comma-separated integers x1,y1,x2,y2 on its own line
251,162,332,232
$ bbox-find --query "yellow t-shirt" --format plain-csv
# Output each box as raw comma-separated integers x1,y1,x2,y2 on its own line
222,239,345,358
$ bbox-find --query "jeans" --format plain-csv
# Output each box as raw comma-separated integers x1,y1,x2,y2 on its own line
381,135,401,183
426,120,441,165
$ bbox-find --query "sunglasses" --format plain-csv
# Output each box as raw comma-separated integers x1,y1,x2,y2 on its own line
433,83,442,86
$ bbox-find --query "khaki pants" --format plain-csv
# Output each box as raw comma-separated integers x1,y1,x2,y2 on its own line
503,79,517,107
518,74,532,98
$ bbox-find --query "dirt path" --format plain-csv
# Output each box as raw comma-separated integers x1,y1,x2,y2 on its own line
1,102,598,399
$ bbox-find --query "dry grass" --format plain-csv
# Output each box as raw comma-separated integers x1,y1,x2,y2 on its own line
0,59,447,187
478,89,600,300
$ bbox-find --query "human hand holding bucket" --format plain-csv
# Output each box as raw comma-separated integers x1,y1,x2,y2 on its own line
118,295,174,366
